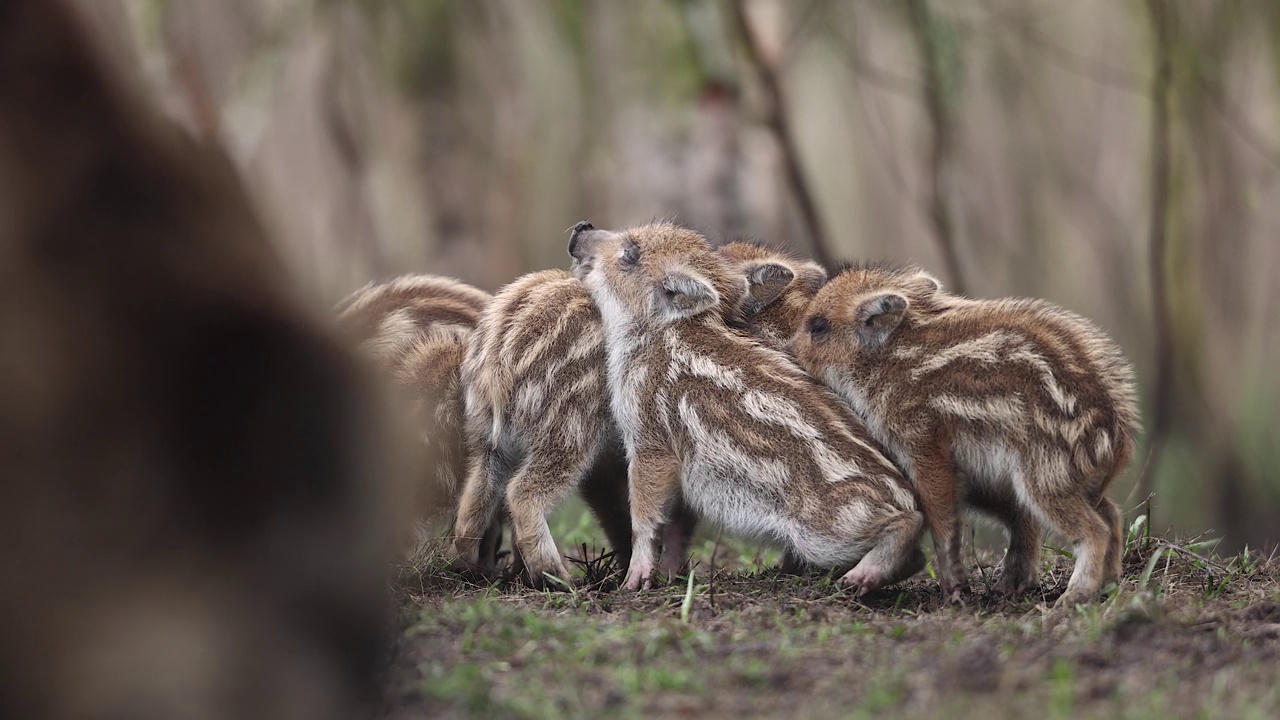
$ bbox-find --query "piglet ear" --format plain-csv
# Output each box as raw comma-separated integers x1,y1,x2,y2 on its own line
793,262,828,298
741,262,794,315
912,269,942,294
659,270,719,319
852,292,908,348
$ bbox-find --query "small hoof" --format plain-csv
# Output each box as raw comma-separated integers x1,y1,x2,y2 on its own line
622,576,651,592
840,564,883,596
658,558,689,578
622,562,655,592
1053,591,1095,609
994,575,1039,597
449,559,497,584
779,550,810,576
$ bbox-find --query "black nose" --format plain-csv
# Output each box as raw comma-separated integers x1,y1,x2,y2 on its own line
568,220,594,258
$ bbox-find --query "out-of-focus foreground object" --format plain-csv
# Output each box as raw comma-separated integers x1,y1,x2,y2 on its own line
0,1,416,718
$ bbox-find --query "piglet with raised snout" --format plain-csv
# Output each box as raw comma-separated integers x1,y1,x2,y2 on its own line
570,222,924,593
451,237,826,586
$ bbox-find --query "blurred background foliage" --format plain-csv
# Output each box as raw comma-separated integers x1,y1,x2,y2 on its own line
81,0,1280,550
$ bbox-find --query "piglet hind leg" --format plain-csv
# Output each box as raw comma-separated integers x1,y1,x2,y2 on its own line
1097,496,1125,589
622,449,682,591
840,510,926,596
657,495,698,578
1029,486,1116,607
995,511,1043,596
451,449,508,580
964,483,1043,596
915,449,968,603
779,550,811,576
478,520,504,572
989,501,1044,597
505,451,596,589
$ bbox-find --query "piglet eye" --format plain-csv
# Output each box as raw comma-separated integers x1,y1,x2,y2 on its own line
808,316,830,337
621,242,641,266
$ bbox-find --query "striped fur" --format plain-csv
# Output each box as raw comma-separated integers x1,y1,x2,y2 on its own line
571,222,924,594
719,242,827,348
451,243,824,585
336,275,497,554
452,270,618,583
336,273,489,352
789,264,1140,605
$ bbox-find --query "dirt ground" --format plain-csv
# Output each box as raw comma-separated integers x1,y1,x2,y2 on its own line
381,537,1280,720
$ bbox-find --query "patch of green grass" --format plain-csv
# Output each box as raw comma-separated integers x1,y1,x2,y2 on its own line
849,669,908,720
408,598,724,718
1047,658,1077,720
393,538,1280,719
549,498,608,549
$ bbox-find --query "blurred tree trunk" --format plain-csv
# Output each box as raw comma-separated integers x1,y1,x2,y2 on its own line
1178,2,1272,549
1138,0,1176,519
906,0,967,295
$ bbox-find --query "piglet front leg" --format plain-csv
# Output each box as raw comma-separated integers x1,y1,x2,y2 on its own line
623,448,682,591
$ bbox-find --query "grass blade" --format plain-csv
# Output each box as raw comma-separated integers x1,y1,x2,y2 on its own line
543,572,578,602
1139,547,1165,590
680,570,696,624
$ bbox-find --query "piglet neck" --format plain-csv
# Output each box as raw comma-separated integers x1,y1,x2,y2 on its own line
672,312,732,341
589,290,643,380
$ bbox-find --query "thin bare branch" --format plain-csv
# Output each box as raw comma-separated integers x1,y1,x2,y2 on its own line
778,0,833,69
729,0,836,268
1199,76,1280,173
844,59,916,214
827,5,920,99
973,0,1149,95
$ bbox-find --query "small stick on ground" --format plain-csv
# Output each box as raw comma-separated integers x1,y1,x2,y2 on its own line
709,532,721,610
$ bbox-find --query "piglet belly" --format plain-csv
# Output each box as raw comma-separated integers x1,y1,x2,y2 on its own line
680,455,795,546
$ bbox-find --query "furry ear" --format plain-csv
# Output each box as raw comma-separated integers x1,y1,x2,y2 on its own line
741,262,794,315
911,269,942,294
659,270,719,319
852,292,908,348
794,262,829,298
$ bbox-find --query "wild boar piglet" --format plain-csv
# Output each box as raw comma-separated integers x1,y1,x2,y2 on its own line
337,275,503,561
451,268,630,585
789,264,1139,606
570,221,924,593
451,241,818,586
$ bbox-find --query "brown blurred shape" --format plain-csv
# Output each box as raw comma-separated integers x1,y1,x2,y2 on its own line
0,1,416,718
